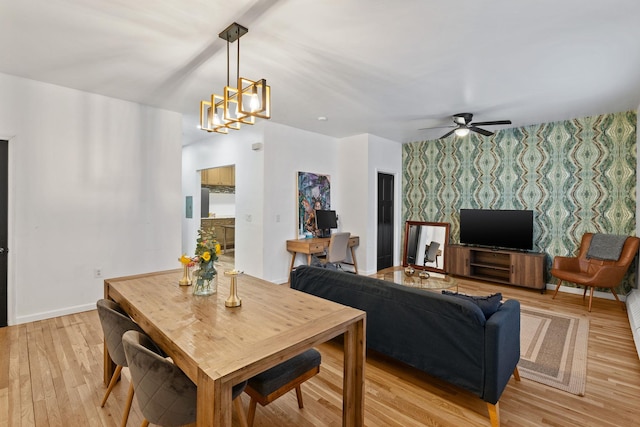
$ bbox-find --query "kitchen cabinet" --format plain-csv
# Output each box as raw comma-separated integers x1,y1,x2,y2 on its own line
202,166,235,186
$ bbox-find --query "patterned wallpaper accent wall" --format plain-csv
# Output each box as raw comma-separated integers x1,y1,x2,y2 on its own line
403,110,637,291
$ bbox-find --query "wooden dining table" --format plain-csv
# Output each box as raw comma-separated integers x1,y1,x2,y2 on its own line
103,269,366,426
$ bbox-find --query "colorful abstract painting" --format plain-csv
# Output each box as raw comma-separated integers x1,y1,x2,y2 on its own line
298,171,331,237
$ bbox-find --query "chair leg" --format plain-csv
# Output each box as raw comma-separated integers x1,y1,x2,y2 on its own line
140,420,149,427
101,364,123,407
487,402,500,427
295,384,304,408
121,380,135,427
247,397,258,427
234,396,248,427
552,280,562,299
610,288,626,310
583,286,588,299
588,286,594,312
513,367,521,381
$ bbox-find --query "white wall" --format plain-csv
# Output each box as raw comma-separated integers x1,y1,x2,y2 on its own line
208,192,236,217
367,134,403,269
182,123,266,277
182,122,403,283
1,72,182,325
336,134,403,274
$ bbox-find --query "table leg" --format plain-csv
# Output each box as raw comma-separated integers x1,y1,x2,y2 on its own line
350,247,359,274
197,368,232,427
342,318,365,426
289,252,297,274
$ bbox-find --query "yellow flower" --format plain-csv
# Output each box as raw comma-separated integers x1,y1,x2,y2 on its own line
202,251,211,262
179,254,191,265
215,243,221,255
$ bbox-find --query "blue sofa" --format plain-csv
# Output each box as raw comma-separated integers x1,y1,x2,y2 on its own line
290,265,520,427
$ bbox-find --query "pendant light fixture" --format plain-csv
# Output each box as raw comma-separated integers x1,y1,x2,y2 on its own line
200,22,271,134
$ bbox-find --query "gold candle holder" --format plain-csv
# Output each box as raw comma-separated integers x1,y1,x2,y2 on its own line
178,264,192,286
224,270,243,307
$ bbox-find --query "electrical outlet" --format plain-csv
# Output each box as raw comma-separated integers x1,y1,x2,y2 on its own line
94,268,102,278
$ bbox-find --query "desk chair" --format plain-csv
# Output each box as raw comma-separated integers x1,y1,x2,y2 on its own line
97,299,149,427
123,330,248,427
424,241,440,265
318,232,351,270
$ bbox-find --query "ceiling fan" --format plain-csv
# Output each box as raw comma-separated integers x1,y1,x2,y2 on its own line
422,113,512,139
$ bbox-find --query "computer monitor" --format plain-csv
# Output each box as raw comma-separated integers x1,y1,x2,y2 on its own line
315,209,338,237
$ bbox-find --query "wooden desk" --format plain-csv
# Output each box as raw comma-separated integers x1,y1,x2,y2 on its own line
104,270,366,427
287,236,360,273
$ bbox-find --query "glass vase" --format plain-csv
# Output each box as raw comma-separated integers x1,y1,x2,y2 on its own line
193,273,217,296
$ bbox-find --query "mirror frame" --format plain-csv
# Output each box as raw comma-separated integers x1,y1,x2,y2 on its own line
402,221,451,274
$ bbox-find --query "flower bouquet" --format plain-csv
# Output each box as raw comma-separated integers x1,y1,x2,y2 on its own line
192,228,221,295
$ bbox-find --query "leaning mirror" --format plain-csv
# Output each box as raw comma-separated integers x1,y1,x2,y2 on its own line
403,221,450,274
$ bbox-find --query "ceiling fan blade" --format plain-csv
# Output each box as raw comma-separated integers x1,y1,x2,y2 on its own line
418,125,455,131
440,129,456,139
469,126,494,136
471,120,512,126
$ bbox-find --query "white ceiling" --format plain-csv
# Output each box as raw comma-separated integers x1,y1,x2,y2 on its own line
2,0,640,144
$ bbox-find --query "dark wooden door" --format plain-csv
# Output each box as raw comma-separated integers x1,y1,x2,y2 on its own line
1,140,8,327
377,173,394,270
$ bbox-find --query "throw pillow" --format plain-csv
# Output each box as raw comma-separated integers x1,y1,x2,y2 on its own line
442,290,503,319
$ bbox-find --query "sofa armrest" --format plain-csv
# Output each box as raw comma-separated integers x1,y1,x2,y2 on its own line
482,299,520,404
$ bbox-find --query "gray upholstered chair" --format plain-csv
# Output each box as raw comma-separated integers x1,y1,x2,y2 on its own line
122,330,248,427
97,298,148,427
245,348,321,427
318,232,351,270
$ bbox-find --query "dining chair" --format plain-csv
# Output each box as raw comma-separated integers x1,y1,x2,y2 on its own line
97,299,149,427
122,330,248,427
245,348,321,427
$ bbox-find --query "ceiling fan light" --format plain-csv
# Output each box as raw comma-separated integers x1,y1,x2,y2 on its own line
455,128,470,137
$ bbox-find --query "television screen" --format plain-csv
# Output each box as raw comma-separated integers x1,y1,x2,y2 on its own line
315,209,338,230
460,209,533,251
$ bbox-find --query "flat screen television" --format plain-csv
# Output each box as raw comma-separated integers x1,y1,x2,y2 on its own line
459,209,534,251
315,209,338,237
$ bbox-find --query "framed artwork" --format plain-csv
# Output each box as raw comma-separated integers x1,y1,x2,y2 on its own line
297,171,331,237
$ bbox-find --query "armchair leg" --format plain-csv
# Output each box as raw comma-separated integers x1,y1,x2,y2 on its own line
588,286,594,312
487,402,500,427
552,281,562,299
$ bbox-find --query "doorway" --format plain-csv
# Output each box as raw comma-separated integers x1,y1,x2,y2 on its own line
1,140,8,327
377,172,394,271
200,165,236,262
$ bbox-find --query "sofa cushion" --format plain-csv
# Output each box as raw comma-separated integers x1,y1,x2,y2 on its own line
442,291,502,319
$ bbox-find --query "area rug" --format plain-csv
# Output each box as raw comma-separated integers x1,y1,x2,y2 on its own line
518,306,589,396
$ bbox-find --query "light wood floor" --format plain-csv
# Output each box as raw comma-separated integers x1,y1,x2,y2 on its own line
1,264,640,426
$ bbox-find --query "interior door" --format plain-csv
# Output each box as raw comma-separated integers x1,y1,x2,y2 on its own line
377,173,394,270
1,140,8,327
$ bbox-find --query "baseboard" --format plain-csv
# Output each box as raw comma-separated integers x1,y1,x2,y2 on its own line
14,303,96,325
546,283,626,302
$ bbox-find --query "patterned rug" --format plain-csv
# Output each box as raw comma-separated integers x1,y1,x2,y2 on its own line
518,307,589,396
